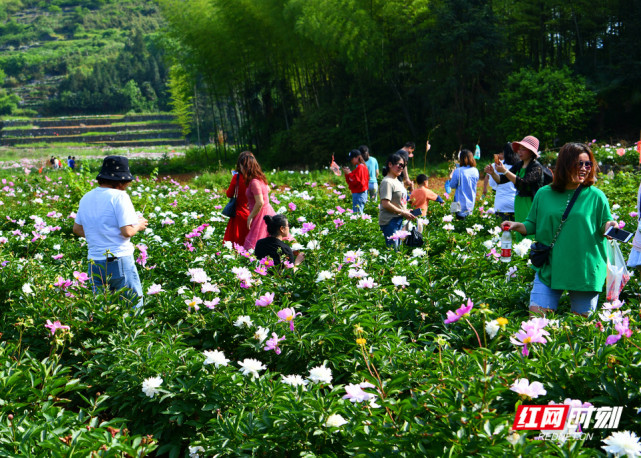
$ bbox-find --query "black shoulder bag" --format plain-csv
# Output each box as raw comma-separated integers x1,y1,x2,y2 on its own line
222,176,239,218
529,185,583,268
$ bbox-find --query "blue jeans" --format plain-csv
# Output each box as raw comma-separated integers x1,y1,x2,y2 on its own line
368,182,378,201
530,272,598,315
380,216,404,249
89,254,143,308
352,191,368,213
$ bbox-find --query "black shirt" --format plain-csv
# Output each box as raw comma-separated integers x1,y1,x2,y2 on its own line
254,237,294,266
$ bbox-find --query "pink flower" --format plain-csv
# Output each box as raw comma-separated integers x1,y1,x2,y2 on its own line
52,254,63,260
255,292,275,307
45,319,70,335
357,278,377,289
264,332,286,354
336,206,345,214
301,222,316,234
288,203,297,211
618,221,626,229
136,244,148,266
510,378,547,399
387,230,411,241
510,321,550,356
327,210,335,215
204,298,220,309
343,382,378,404
277,307,302,331
283,260,294,269
147,284,164,295
254,265,268,276
606,317,633,345
54,277,72,290
630,211,639,218
258,257,275,268
73,271,88,284
184,242,195,251
333,219,344,228
443,298,474,324
486,248,500,259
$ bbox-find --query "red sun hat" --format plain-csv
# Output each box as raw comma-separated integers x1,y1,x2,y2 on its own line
511,135,540,157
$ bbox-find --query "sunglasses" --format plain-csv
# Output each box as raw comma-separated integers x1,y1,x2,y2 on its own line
394,162,406,169
577,160,593,169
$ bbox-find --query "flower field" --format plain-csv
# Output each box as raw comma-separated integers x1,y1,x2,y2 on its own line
1,165,641,457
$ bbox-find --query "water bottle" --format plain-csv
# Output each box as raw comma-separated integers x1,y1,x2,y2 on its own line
500,224,512,263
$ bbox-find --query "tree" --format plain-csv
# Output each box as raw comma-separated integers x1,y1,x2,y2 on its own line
497,67,596,147
167,64,193,136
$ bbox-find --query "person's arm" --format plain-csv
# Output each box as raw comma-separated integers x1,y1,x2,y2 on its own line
225,174,238,198
120,217,148,238
381,199,416,221
73,223,85,237
482,174,490,197
247,187,264,229
504,221,527,235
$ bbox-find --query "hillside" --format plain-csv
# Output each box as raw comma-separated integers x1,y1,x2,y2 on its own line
0,0,169,116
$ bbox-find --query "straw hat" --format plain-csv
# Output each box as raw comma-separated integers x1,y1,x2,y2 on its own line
511,136,540,157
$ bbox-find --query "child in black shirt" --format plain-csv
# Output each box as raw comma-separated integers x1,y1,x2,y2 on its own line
254,214,305,267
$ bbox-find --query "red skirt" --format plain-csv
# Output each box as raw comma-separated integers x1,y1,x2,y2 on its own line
223,209,250,246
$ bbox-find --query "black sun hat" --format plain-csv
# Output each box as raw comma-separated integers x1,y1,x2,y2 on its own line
96,156,134,181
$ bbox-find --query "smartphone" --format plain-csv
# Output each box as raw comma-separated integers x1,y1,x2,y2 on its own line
410,208,422,217
493,154,500,165
605,226,633,243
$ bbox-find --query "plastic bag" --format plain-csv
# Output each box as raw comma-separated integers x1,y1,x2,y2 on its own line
329,154,342,176
606,239,630,301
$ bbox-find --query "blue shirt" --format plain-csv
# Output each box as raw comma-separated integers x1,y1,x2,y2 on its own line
364,157,379,184
450,166,479,213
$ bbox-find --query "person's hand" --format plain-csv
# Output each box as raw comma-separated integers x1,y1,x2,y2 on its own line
503,221,527,235
603,220,619,236
138,217,148,231
247,217,253,230
342,166,350,173
484,164,494,174
403,210,417,221
495,162,507,174
426,140,431,152
295,252,305,266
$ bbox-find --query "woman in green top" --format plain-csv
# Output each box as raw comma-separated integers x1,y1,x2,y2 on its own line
505,143,617,316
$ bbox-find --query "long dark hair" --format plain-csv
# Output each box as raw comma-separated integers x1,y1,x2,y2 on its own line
503,142,518,166
551,142,597,192
459,149,476,167
382,153,404,176
264,214,288,236
237,151,267,184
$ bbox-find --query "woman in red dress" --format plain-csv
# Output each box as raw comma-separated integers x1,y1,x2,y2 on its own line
223,152,251,246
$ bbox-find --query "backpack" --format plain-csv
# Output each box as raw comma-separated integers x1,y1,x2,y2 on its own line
541,165,554,186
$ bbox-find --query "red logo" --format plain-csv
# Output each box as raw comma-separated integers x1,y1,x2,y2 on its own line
513,405,569,430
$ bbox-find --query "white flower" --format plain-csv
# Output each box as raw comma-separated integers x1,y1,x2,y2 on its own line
453,289,466,298
602,431,641,457
612,204,621,211
348,268,367,278
412,248,426,257
325,413,348,428
203,350,229,367
307,240,320,250
442,214,453,222
316,270,334,282
443,223,455,231
357,278,377,289
187,268,209,284
142,376,163,398
391,276,409,288
485,320,500,339
177,286,188,295
472,224,484,231
513,238,533,257
510,378,547,399
22,283,34,295
234,315,253,328
254,326,269,343
189,446,205,458
237,358,266,378
488,226,501,236
308,364,333,384
53,244,61,250
281,374,309,387
466,228,476,235
291,243,305,251
148,284,164,295
369,248,379,257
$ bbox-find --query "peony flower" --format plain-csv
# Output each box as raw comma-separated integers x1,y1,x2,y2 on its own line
348,269,368,278
357,278,377,289
316,270,334,282
52,254,63,260
391,276,409,288
443,223,455,231
142,376,163,398
237,358,266,378
443,298,474,324
281,374,309,387
301,222,316,234
325,414,348,428
45,319,70,335
201,282,220,293
254,326,269,343
147,284,164,295
277,307,302,332
343,382,378,404
188,268,209,284
602,431,641,457
308,364,333,384
510,326,549,356
387,230,411,241
204,298,219,309
510,378,547,399
264,332,286,354
255,292,275,307
485,320,500,339
442,215,453,222
185,296,203,312
234,315,253,328
203,350,229,367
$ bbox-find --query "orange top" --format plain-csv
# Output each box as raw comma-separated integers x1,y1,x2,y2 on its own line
410,187,439,215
